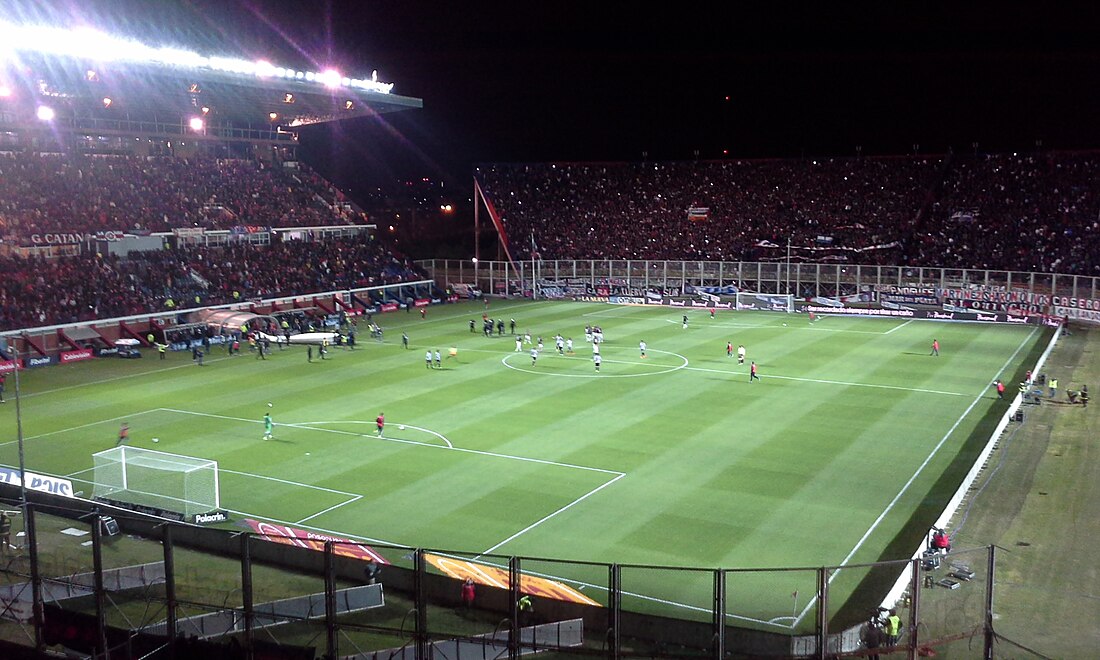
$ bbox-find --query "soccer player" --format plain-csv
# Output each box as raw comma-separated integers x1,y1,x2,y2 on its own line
469,319,476,333
537,336,544,351
556,335,565,355
639,340,647,358
726,341,733,358
510,319,516,334
530,347,539,365
592,341,601,356
116,422,130,447
584,325,593,343
515,335,523,352
263,412,274,440
930,339,940,356
376,412,385,437
593,353,602,372
682,314,689,329
0,373,5,402
448,346,458,361
566,337,574,354
994,380,1005,399
737,344,746,365
425,350,433,368
433,349,442,368
524,331,532,345
710,309,716,320
749,361,760,382
402,332,409,349
809,311,817,323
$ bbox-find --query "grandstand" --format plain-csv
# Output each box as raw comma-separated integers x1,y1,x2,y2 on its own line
475,152,1100,273
0,9,1098,660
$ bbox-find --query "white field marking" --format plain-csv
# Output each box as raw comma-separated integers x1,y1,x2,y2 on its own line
219,468,360,498
293,421,453,449
159,408,622,475
478,472,626,556
501,348,689,379
661,318,889,334
294,494,363,525
11,356,235,400
792,325,1039,627
884,319,914,335
0,409,162,448
682,364,968,397
580,306,645,318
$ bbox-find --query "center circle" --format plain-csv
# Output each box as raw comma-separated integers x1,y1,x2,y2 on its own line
501,347,689,378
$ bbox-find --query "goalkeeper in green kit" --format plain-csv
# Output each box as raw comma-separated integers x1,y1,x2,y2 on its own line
263,412,274,441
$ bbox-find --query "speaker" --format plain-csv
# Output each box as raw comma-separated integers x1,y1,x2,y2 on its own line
99,516,120,537
1013,410,1024,422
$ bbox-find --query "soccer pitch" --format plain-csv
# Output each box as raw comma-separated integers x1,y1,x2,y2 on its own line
0,300,1046,631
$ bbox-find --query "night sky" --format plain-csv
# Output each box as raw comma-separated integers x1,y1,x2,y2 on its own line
16,2,1100,194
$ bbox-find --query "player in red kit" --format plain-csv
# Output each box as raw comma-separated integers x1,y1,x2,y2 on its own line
749,361,760,382
376,412,385,437
931,339,940,356
726,341,733,358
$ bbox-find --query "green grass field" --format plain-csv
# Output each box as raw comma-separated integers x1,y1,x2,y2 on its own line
0,300,1047,632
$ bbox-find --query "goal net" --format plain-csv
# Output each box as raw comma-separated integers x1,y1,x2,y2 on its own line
736,292,794,313
90,447,220,517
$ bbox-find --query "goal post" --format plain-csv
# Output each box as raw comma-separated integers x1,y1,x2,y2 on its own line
90,447,222,520
736,292,794,313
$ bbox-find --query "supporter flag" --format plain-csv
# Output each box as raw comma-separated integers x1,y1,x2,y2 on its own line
756,239,780,248
687,206,710,221
530,232,541,261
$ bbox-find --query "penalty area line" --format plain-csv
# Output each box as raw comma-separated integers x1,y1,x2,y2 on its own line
477,472,626,556
294,494,363,525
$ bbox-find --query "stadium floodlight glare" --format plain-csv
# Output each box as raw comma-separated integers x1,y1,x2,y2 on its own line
35,105,54,121
320,69,341,88
188,116,204,131
0,21,395,94
0,85,11,98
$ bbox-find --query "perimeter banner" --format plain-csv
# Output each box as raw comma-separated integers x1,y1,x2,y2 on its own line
244,519,389,563
424,552,600,606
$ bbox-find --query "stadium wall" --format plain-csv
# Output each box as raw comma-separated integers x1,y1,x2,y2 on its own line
418,259,1100,324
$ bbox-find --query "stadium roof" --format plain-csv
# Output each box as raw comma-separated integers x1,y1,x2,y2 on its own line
0,20,422,128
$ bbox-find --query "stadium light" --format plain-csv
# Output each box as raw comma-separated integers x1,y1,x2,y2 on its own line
268,112,277,121
36,105,54,121
320,69,341,88
0,85,11,98
188,116,204,131
0,21,396,94
102,97,112,108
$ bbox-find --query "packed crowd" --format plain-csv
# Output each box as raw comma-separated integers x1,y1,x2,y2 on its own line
0,236,425,331
0,152,361,236
478,152,1100,273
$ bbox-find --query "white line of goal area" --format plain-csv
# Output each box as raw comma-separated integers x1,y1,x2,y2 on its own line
157,407,627,537
788,325,1039,629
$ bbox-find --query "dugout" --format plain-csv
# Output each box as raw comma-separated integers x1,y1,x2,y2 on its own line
191,308,279,335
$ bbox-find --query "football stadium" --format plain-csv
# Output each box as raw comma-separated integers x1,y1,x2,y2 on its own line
0,6,1098,660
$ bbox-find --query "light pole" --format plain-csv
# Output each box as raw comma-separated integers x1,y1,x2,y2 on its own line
12,346,28,545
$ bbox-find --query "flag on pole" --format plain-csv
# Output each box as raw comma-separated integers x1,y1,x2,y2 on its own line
530,232,541,261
